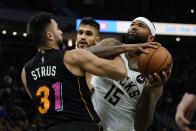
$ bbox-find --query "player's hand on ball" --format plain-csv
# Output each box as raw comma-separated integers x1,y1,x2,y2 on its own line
136,42,161,54
145,71,169,89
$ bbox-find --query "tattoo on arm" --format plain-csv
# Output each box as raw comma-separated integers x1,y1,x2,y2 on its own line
86,38,125,59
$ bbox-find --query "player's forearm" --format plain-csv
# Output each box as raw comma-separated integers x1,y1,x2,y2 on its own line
135,91,153,131
86,45,128,58
178,93,196,111
135,86,163,131
86,38,138,58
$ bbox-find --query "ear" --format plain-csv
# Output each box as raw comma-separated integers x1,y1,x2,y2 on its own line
147,35,155,42
46,32,54,41
95,36,101,44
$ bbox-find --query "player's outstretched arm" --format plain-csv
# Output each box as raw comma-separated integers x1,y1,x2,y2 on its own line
134,85,163,131
63,49,127,80
86,38,160,58
175,93,196,131
86,38,122,58
135,71,169,131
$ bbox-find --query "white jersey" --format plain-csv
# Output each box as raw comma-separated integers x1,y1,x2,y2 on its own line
91,54,145,131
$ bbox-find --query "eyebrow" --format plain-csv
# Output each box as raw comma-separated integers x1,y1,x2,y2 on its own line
78,29,92,31
78,29,93,33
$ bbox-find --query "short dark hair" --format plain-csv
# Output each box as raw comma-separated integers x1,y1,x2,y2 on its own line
27,12,53,47
79,17,100,32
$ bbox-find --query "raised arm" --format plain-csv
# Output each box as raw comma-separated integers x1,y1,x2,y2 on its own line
175,72,196,131
64,48,127,80
134,71,169,131
175,93,196,131
134,85,163,131
86,38,161,58
86,38,122,58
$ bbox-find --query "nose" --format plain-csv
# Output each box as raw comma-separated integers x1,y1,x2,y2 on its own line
60,30,63,35
81,33,86,40
129,25,137,32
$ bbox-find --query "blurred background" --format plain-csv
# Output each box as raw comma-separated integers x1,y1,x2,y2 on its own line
0,0,196,130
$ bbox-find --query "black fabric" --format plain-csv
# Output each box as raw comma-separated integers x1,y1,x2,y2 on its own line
186,71,196,95
47,121,103,131
25,49,100,128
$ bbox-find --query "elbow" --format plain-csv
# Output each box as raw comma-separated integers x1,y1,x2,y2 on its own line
111,61,127,80
120,68,127,78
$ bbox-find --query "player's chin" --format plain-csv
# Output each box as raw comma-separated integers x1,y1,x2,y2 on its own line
78,44,87,49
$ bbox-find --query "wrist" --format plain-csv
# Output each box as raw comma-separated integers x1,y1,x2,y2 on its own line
144,85,163,95
123,44,136,52
122,44,129,52
177,102,186,112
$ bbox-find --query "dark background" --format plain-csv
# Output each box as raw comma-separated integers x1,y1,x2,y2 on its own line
0,0,196,130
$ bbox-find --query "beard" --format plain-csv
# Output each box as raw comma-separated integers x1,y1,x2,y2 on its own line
125,33,147,44
55,39,63,50
57,39,64,46
55,34,64,46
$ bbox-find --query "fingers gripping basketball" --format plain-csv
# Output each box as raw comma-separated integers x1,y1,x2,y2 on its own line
137,46,173,77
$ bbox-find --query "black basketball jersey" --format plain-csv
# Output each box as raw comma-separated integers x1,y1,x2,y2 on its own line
24,49,100,127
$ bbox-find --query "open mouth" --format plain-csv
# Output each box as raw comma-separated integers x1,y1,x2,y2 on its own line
128,31,138,36
78,41,87,48
129,30,138,35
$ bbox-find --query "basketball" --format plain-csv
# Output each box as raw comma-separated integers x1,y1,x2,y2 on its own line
137,46,173,77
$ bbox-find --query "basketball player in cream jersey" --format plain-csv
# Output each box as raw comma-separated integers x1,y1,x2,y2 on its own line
91,54,145,131
91,17,171,131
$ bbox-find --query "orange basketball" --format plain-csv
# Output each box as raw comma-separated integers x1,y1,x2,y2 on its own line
137,46,173,77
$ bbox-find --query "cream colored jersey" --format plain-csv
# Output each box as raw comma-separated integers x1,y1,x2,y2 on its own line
91,54,145,131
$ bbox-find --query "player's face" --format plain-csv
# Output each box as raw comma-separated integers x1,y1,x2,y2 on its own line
76,24,100,48
50,19,64,46
126,20,152,44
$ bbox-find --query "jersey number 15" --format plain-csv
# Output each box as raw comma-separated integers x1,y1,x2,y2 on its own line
104,84,124,106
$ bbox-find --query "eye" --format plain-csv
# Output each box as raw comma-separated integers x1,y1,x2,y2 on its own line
141,25,145,28
85,31,93,36
130,23,134,27
78,30,83,35
138,23,145,28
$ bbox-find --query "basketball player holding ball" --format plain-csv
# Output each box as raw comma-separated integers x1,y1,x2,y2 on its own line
22,14,160,131
91,17,172,131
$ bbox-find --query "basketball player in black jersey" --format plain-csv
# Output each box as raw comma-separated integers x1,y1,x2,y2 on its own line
21,12,160,131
